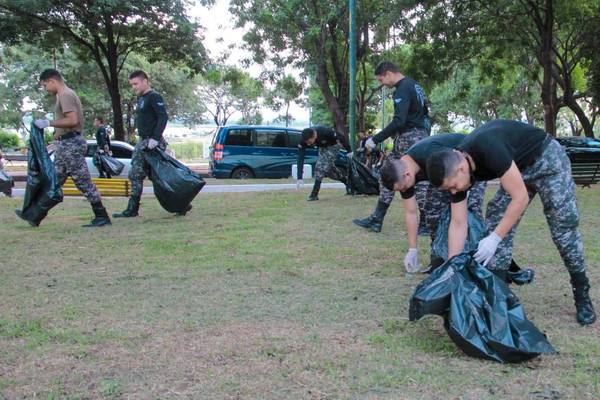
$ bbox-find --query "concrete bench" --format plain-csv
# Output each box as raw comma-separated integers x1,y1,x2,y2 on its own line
63,178,130,197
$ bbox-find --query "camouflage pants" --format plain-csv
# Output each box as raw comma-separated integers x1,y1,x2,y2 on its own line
54,135,101,203
379,128,429,209
425,181,487,245
314,144,346,183
486,139,585,273
129,138,167,199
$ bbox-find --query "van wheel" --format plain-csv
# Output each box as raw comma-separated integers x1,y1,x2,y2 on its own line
231,167,254,179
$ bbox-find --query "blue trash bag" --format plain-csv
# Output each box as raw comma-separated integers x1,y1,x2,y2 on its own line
409,253,555,363
15,124,63,226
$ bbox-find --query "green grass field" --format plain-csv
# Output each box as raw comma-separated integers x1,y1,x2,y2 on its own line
1,186,599,399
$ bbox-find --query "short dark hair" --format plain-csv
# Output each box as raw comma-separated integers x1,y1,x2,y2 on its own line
129,70,148,80
39,69,63,82
374,61,399,76
95,117,104,123
380,159,400,191
426,150,463,187
301,128,317,142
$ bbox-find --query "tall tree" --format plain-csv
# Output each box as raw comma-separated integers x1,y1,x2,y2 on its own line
230,0,391,139
198,66,262,126
0,0,209,140
266,75,303,127
405,0,600,136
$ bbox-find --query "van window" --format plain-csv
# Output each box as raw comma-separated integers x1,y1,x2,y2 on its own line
255,129,287,147
287,131,302,148
224,129,253,146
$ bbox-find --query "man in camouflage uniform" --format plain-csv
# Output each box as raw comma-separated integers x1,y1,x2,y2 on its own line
113,70,180,217
354,61,430,233
19,68,110,227
426,119,596,326
92,117,112,178
379,134,486,273
296,126,352,201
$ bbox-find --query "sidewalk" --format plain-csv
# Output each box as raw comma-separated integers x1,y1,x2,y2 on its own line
6,182,346,198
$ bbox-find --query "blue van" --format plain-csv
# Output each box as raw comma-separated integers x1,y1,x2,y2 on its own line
210,125,322,179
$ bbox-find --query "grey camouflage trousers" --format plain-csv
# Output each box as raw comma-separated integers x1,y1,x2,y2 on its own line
314,144,346,183
129,138,167,199
486,138,586,273
380,128,429,210
425,181,487,244
54,135,101,203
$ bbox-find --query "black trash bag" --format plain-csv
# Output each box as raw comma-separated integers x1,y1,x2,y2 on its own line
97,153,124,176
145,148,205,213
0,168,14,196
346,155,379,195
409,260,454,321
431,207,486,261
410,253,556,363
431,207,535,284
16,124,63,226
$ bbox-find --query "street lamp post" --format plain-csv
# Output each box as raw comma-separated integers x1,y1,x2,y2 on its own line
348,0,357,151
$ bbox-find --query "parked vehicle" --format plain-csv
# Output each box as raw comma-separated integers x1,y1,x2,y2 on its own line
556,136,600,186
209,125,348,179
556,136,600,163
49,140,134,178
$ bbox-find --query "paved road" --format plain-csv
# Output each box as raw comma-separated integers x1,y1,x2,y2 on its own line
6,182,346,198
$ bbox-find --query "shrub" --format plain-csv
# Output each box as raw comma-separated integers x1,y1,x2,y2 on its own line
0,130,20,149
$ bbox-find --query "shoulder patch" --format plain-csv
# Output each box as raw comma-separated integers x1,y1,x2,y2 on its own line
394,97,402,104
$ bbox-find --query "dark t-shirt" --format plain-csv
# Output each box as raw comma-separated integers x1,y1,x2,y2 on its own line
95,126,110,149
400,133,466,199
373,77,429,143
136,90,168,140
297,126,351,179
450,119,548,202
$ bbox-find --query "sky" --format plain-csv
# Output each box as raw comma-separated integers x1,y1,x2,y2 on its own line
189,0,310,125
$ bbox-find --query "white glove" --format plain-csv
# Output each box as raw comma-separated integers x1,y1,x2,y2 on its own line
296,179,304,189
346,151,353,158
98,149,105,154
34,119,50,129
404,248,420,273
147,138,159,150
365,138,376,149
474,232,502,266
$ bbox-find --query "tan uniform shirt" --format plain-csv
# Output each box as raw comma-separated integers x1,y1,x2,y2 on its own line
53,86,84,135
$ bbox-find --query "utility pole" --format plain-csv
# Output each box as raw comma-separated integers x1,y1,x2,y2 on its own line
348,0,357,151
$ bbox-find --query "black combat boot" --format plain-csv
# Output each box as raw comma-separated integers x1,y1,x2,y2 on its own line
98,171,107,178
308,179,321,201
353,201,389,231
84,201,112,227
368,201,390,233
570,271,597,326
112,196,140,218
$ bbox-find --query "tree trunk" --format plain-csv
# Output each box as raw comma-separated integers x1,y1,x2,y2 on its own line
539,0,558,136
107,80,125,141
315,62,347,134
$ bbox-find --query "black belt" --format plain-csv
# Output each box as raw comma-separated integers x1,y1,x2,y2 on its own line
59,132,81,141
